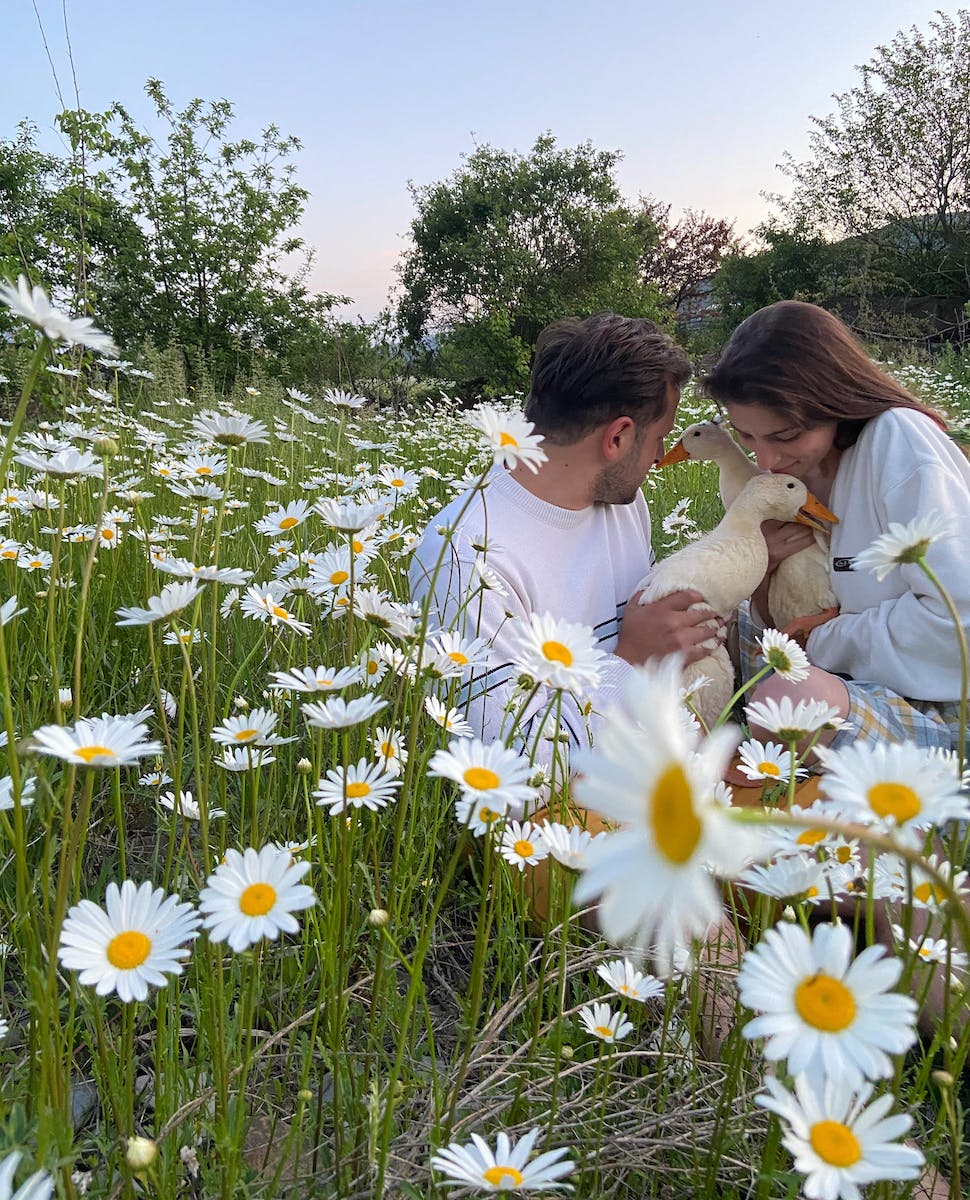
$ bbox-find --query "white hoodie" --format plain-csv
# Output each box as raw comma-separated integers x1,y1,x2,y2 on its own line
807,407,970,701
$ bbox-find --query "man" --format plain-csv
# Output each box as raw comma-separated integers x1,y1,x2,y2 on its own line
409,312,723,770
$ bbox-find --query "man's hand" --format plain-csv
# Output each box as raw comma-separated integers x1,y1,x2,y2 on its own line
615,589,724,667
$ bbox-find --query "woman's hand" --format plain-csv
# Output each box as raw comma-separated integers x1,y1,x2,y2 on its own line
761,519,817,573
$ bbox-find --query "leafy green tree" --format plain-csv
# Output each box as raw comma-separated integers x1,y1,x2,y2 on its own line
774,10,970,337
397,134,667,393
56,80,343,383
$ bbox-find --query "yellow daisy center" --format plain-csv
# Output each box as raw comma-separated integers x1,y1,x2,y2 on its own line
483,1166,523,1187
913,881,946,905
478,806,501,823
594,1025,614,1039
513,839,535,858
797,828,827,846
352,539,364,553
2,550,16,558
239,882,276,916
542,640,573,666
107,930,152,970
76,744,116,763
618,983,633,996
464,766,500,791
795,972,856,1031
391,478,405,487
234,729,259,742
279,516,299,530
346,781,371,799
330,570,349,585
101,528,115,539
758,761,781,777
919,945,932,957
805,886,819,898
809,1120,862,1168
366,660,378,675
272,605,292,620
498,432,518,448
867,782,920,822
836,845,853,863
380,742,395,757
195,466,212,474
649,763,701,865
448,651,469,664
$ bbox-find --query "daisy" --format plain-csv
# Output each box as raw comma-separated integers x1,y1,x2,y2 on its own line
313,496,388,533
240,583,311,635
32,713,162,768
181,453,227,478
159,791,226,821
745,695,846,742
465,404,548,474
0,596,26,626
431,1127,573,1193
302,694,388,730
377,465,421,495
255,500,312,536
425,630,491,678
0,1150,55,1200
58,880,200,1002
596,958,665,1003
269,664,363,693
756,1074,924,1200
352,586,415,638
455,793,511,836
0,775,35,810
211,709,295,747
499,820,549,871
323,387,367,410
815,741,969,842
852,514,953,580
115,579,205,626
571,659,761,971
167,479,224,502
155,558,252,585
198,845,315,953
737,738,804,783
738,856,853,905
215,746,276,772
428,738,536,814
737,920,918,1087
14,447,102,478
758,628,811,682
0,274,118,354
371,726,408,775
424,695,473,737
191,411,269,446
313,759,402,815
507,612,606,692
578,1001,634,1044
872,852,968,911
539,821,608,870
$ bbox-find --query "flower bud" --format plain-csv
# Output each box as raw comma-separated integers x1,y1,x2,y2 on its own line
125,1136,158,1171
296,1087,313,1102
560,1045,574,1061
94,436,119,458
297,757,313,775
932,1070,955,1089
368,908,389,928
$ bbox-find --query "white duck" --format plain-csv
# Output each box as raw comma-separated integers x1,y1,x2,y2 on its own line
658,419,838,637
636,473,837,730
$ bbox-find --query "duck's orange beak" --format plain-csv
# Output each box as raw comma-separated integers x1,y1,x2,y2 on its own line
796,492,839,531
656,439,689,468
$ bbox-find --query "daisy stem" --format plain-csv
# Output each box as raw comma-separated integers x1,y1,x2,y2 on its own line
714,663,772,729
72,457,111,714
0,338,49,486
916,559,967,774
0,620,29,919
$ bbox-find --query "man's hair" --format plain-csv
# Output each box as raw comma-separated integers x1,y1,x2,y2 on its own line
524,313,692,443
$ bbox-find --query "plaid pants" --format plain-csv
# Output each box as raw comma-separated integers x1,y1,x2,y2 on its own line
737,601,963,753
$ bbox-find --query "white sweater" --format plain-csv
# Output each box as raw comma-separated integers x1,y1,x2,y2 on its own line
806,407,970,701
409,465,654,753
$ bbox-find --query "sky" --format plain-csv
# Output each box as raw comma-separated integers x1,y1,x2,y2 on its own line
4,0,966,319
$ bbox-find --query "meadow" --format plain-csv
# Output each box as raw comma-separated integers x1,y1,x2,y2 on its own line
0,284,968,1199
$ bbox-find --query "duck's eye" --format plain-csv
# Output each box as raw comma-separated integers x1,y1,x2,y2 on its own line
786,482,796,489
691,431,701,437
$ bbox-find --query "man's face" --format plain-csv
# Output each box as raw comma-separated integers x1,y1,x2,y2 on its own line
592,382,681,505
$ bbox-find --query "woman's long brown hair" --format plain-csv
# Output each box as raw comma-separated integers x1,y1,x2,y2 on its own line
702,301,947,449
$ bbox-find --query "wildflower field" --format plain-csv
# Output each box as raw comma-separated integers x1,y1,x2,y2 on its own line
0,281,968,1199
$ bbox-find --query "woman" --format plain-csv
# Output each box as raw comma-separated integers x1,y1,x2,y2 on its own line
704,300,970,754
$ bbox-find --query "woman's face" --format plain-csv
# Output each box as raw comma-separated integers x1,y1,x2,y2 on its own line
725,403,839,480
